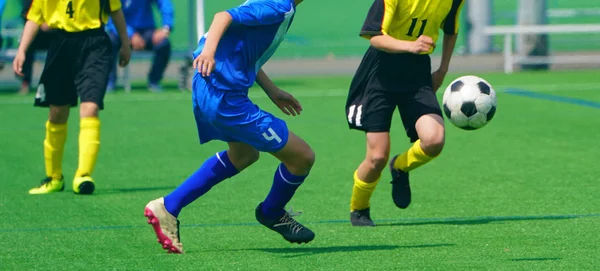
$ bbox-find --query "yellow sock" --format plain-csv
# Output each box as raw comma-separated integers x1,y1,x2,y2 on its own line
393,139,437,172
350,171,380,211
44,121,68,179
76,117,100,177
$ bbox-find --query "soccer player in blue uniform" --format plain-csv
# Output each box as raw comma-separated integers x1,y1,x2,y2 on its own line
143,0,314,254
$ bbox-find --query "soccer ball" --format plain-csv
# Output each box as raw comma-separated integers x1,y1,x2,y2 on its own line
442,75,497,130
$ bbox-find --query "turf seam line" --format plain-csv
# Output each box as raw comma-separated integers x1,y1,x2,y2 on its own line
2,213,599,233
506,88,600,109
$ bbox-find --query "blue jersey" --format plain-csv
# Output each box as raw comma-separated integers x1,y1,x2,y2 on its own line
193,0,296,91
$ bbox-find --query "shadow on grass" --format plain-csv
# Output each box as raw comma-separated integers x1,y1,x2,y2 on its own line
99,186,176,195
376,214,596,227
207,243,454,258
509,258,561,262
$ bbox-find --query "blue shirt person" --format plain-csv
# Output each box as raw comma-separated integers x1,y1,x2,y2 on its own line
105,0,174,92
141,0,316,254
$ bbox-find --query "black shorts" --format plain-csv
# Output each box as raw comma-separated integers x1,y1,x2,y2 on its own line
34,28,112,109
345,47,442,142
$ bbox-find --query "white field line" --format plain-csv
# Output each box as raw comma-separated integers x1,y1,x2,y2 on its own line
0,82,599,105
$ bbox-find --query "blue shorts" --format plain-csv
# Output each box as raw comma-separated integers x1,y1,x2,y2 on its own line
191,76,289,152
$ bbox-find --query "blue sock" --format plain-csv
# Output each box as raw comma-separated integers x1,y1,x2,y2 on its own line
164,151,239,217
261,163,307,219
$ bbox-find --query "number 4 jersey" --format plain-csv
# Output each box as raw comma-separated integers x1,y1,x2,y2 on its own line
27,0,121,32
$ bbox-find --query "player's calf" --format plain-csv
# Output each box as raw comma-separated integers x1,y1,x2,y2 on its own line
390,114,445,209
226,142,260,171
256,132,315,243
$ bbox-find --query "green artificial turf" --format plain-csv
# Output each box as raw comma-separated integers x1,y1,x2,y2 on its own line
0,70,599,270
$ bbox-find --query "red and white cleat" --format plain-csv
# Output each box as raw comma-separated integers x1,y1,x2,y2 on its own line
144,197,184,254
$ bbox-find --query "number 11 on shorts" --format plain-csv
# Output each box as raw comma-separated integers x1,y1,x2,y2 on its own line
348,104,363,127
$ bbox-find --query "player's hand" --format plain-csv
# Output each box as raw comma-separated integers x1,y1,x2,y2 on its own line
432,69,447,92
410,35,434,54
12,51,26,77
131,33,145,50
269,89,303,116
118,43,132,67
152,29,169,46
193,54,216,77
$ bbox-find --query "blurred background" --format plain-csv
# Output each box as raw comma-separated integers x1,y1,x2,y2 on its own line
1,0,599,92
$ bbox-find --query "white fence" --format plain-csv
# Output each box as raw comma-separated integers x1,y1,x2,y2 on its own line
483,24,600,74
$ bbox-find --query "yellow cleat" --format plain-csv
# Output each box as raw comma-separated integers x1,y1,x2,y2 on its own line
29,177,64,195
73,175,95,195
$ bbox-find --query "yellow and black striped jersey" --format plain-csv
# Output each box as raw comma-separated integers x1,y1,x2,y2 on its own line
27,0,122,32
360,0,464,54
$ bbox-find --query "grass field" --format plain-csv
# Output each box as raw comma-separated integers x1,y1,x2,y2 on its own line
1,70,599,270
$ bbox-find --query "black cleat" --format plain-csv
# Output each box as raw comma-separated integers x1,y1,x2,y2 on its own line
255,203,315,244
350,208,375,227
390,155,411,209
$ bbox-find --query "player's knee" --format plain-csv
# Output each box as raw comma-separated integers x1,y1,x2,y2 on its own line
49,105,70,124
79,102,99,118
420,132,445,157
366,153,389,172
285,147,315,176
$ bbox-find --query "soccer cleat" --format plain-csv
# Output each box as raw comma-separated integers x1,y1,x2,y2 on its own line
144,198,183,254
350,208,376,227
73,175,95,195
390,155,412,209
255,203,315,244
28,176,64,194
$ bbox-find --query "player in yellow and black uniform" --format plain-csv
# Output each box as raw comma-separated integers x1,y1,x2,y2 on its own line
13,0,131,195
346,0,464,226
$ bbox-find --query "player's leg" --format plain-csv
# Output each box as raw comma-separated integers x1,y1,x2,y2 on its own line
71,30,113,194
142,29,171,91
144,78,259,253
29,34,76,195
350,132,391,226
253,131,316,244
346,86,396,226
147,141,258,254
390,87,445,208
163,141,258,217
209,93,316,243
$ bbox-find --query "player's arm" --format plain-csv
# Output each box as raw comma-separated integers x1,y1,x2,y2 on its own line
195,2,289,77
437,34,457,74
13,0,43,76
110,7,132,67
257,69,302,116
194,11,232,77
360,0,433,54
432,0,464,92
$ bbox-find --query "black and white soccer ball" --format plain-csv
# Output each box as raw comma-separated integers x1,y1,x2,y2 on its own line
442,75,497,130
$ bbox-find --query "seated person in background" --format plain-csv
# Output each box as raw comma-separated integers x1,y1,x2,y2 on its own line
105,0,174,92
17,0,57,95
